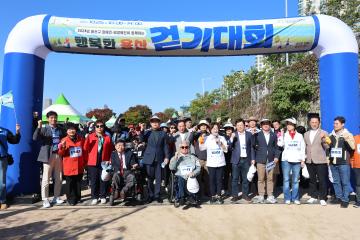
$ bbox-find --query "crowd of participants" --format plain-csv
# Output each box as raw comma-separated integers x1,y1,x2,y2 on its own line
1,111,360,210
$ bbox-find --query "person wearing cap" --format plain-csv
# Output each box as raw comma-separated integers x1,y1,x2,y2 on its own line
193,119,210,197
223,122,235,195
328,116,355,208
350,130,360,208
160,123,169,133
112,116,129,143
304,115,330,206
199,123,228,204
230,118,254,202
139,115,170,203
84,120,114,205
247,117,260,135
169,140,201,208
58,123,85,206
33,111,66,208
280,117,306,205
252,119,281,204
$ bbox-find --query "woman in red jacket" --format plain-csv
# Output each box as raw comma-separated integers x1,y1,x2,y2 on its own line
58,123,85,206
84,120,113,205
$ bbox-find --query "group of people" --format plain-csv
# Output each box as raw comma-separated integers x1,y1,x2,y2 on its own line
0,110,360,210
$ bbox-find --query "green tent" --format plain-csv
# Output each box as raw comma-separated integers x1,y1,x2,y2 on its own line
42,94,90,123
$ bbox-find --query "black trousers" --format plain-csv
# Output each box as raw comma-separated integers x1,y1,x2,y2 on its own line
208,166,224,197
352,168,360,203
145,161,162,199
64,174,82,204
88,165,107,199
307,163,328,200
223,160,232,192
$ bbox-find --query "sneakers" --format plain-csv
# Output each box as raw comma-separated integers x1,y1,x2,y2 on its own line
253,196,265,204
285,200,291,205
210,196,217,204
266,196,277,204
307,198,318,204
294,200,301,205
340,201,349,208
230,196,239,202
320,200,327,206
100,198,107,204
52,197,64,205
353,202,360,208
91,199,99,205
217,196,224,204
43,199,51,208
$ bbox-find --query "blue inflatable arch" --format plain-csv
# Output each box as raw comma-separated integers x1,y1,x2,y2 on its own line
1,15,359,195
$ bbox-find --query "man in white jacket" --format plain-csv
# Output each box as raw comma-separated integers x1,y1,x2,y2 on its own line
280,118,306,205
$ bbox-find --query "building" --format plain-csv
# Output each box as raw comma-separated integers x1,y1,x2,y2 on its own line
255,55,266,71
298,0,324,16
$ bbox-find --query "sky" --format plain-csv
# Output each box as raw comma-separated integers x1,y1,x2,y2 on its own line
0,0,298,115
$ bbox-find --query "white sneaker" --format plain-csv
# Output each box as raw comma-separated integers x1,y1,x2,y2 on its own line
307,198,317,204
294,200,301,205
285,200,291,205
43,199,51,208
253,195,265,204
320,200,327,206
238,192,243,197
91,199,98,205
100,198,107,204
52,197,64,205
221,190,226,196
266,195,277,204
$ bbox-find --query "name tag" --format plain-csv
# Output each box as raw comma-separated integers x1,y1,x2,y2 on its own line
137,151,142,157
357,144,360,154
331,148,342,158
210,148,221,157
180,165,192,175
69,147,82,158
288,141,299,150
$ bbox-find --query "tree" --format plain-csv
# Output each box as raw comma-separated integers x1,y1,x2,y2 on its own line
271,72,316,120
86,108,114,122
123,105,152,124
163,108,177,121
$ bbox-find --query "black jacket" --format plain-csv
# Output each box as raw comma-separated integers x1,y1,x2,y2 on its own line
252,131,281,164
111,150,137,173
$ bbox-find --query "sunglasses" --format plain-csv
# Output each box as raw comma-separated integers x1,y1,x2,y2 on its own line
180,146,189,149
170,127,176,129
96,125,104,128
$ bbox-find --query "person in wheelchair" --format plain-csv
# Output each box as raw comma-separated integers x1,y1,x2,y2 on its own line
169,140,201,208
109,140,138,205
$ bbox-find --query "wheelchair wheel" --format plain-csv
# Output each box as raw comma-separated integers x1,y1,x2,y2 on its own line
167,172,176,203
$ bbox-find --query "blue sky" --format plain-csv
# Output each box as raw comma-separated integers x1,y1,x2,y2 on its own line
0,0,298,115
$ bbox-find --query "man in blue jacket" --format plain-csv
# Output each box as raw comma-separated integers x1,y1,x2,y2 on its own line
231,119,255,202
140,115,169,203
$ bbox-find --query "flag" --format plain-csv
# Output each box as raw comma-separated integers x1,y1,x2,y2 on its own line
0,91,14,109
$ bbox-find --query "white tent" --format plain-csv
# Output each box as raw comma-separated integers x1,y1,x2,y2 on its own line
106,115,117,127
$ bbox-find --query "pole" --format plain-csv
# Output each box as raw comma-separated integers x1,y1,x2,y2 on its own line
285,0,289,66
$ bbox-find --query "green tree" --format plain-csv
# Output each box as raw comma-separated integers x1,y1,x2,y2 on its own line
271,72,316,120
163,108,177,121
123,105,152,124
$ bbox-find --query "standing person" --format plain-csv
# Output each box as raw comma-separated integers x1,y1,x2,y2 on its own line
169,140,201,208
230,119,254,202
280,118,306,205
185,117,193,132
0,123,20,210
351,132,360,208
84,120,113,205
199,123,228,204
140,115,169,203
171,119,194,154
223,122,235,196
193,120,210,197
252,119,281,204
247,117,260,134
304,115,329,206
58,123,85,206
33,111,66,208
272,119,284,191
328,116,355,208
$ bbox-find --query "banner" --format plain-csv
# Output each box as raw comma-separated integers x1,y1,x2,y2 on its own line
47,16,318,56
0,91,14,109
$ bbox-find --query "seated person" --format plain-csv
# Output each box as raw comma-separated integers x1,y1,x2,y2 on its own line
110,140,138,201
169,140,201,207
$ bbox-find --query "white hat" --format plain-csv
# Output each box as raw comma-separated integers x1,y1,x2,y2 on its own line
223,123,234,129
284,117,297,125
197,119,209,127
150,115,161,122
187,177,200,193
260,118,271,125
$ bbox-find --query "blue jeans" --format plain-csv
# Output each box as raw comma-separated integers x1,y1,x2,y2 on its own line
0,158,8,203
177,177,196,200
282,161,301,202
330,164,350,202
231,159,250,197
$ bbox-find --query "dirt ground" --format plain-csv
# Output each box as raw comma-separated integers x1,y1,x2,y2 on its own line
1,199,360,240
